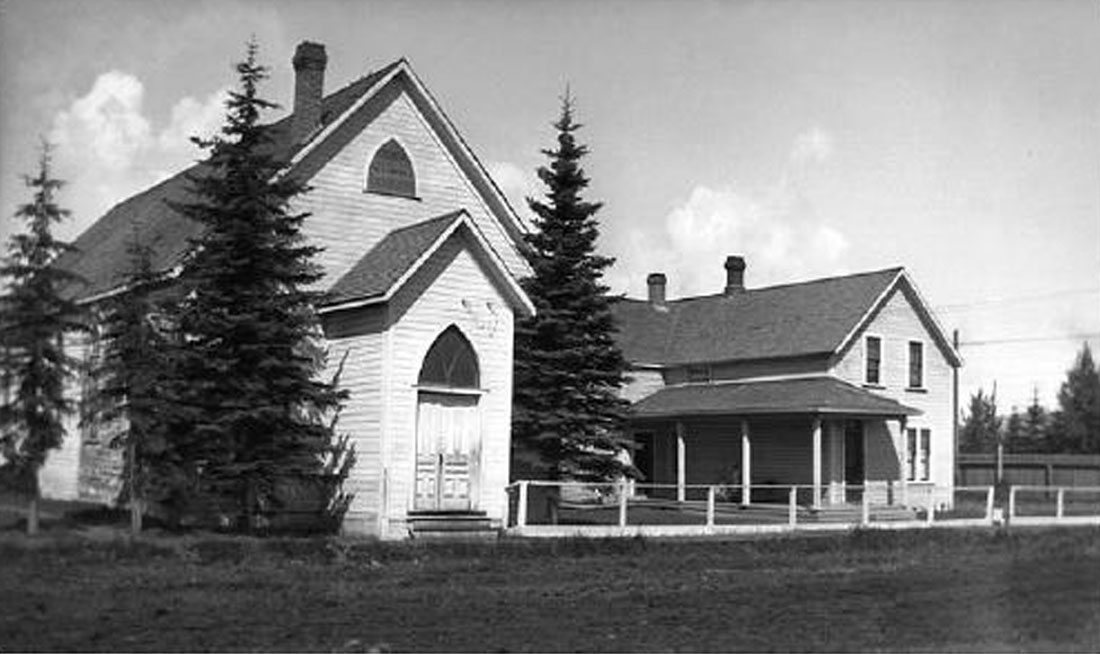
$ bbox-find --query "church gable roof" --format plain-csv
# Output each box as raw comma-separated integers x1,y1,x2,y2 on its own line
322,209,534,317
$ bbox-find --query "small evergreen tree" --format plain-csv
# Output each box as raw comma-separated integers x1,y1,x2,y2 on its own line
85,230,173,533
1049,343,1100,454
511,92,632,484
1023,389,1049,454
959,388,1001,454
165,40,346,529
0,143,86,535
1002,409,1025,453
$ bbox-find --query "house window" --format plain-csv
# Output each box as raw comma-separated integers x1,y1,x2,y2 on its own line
865,336,881,385
419,326,479,389
367,139,416,197
686,365,711,383
908,341,924,389
906,427,931,481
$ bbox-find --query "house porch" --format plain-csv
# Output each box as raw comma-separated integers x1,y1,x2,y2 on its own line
627,377,921,509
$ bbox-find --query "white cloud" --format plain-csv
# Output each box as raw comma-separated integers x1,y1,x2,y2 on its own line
790,126,833,166
47,71,229,240
608,127,848,298
486,160,541,230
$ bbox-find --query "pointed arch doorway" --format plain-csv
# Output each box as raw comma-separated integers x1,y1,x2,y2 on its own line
414,326,481,512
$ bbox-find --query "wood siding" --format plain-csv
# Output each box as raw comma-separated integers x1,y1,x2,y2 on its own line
293,80,527,295
622,368,665,403
383,232,515,537
38,334,87,500
831,285,955,491
663,357,829,385
322,306,387,535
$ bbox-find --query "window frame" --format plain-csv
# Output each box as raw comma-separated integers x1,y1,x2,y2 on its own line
907,340,925,390
365,138,418,199
905,427,932,482
864,334,883,387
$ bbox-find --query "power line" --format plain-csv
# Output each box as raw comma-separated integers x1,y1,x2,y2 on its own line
959,332,1100,347
936,287,1100,311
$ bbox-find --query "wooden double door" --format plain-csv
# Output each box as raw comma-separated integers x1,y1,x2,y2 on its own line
414,392,479,511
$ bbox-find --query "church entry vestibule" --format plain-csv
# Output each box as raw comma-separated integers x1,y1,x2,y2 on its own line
414,326,481,512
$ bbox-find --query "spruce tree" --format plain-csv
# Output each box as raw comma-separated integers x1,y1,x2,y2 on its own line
166,40,345,529
85,230,173,533
0,143,86,535
959,388,1001,454
512,92,632,484
1050,343,1100,453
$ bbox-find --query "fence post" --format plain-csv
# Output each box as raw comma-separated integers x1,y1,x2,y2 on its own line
788,486,798,527
925,492,935,525
706,486,716,527
517,481,529,528
985,486,995,523
1056,488,1065,519
1008,486,1017,521
861,488,870,526
618,481,628,528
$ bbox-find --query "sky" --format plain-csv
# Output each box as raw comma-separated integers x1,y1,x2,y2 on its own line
1,0,1098,413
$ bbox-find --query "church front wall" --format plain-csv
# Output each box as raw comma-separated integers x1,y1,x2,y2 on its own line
381,231,515,538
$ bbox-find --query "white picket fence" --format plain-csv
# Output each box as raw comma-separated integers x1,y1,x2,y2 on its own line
504,480,1100,538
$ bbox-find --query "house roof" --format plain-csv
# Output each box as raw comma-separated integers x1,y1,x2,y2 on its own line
631,377,921,419
54,62,401,303
321,209,535,317
613,268,906,366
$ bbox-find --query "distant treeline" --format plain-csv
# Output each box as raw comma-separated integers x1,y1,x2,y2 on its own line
960,343,1100,455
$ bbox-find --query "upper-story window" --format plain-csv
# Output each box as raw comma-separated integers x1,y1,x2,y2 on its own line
686,365,712,384
865,335,882,386
908,341,924,389
367,139,416,198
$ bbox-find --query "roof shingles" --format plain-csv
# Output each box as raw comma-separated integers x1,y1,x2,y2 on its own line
632,377,920,419
612,268,902,365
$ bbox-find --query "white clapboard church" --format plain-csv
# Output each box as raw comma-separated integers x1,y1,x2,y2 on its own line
43,42,534,539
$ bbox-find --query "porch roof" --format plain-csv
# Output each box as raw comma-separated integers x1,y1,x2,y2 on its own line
630,376,921,419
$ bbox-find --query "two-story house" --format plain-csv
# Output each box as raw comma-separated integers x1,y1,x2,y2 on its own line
613,256,961,510
38,42,534,539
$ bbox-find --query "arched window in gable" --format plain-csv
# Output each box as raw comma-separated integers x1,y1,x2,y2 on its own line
418,326,479,389
367,138,416,198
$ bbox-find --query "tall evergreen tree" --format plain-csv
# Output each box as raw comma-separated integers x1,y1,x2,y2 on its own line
512,92,632,483
1049,343,1100,453
165,40,345,528
959,388,1001,454
0,143,85,534
1023,389,1049,454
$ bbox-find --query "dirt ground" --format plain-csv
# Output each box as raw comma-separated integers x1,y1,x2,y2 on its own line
1,526,1099,652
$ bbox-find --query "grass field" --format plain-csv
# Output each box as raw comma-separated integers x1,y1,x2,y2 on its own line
2,526,1099,652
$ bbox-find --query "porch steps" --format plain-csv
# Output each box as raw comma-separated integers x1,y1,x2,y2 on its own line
809,505,918,523
407,512,500,541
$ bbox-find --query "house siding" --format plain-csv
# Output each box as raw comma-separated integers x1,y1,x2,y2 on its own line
294,81,527,295
831,285,955,503
38,334,88,501
322,306,387,535
382,232,515,538
622,368,664,403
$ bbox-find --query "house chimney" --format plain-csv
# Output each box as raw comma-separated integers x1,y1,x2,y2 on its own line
647,273,667,308
292,41,327,144
724,255,746,295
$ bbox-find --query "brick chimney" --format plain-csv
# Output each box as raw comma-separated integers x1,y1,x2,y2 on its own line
647,273,667,308
291,41,327,144
724,255,746,295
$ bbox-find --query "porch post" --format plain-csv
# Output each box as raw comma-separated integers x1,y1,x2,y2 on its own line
740,419,752,506
812,417,823,510
897,417,909,507
676,421,686,503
